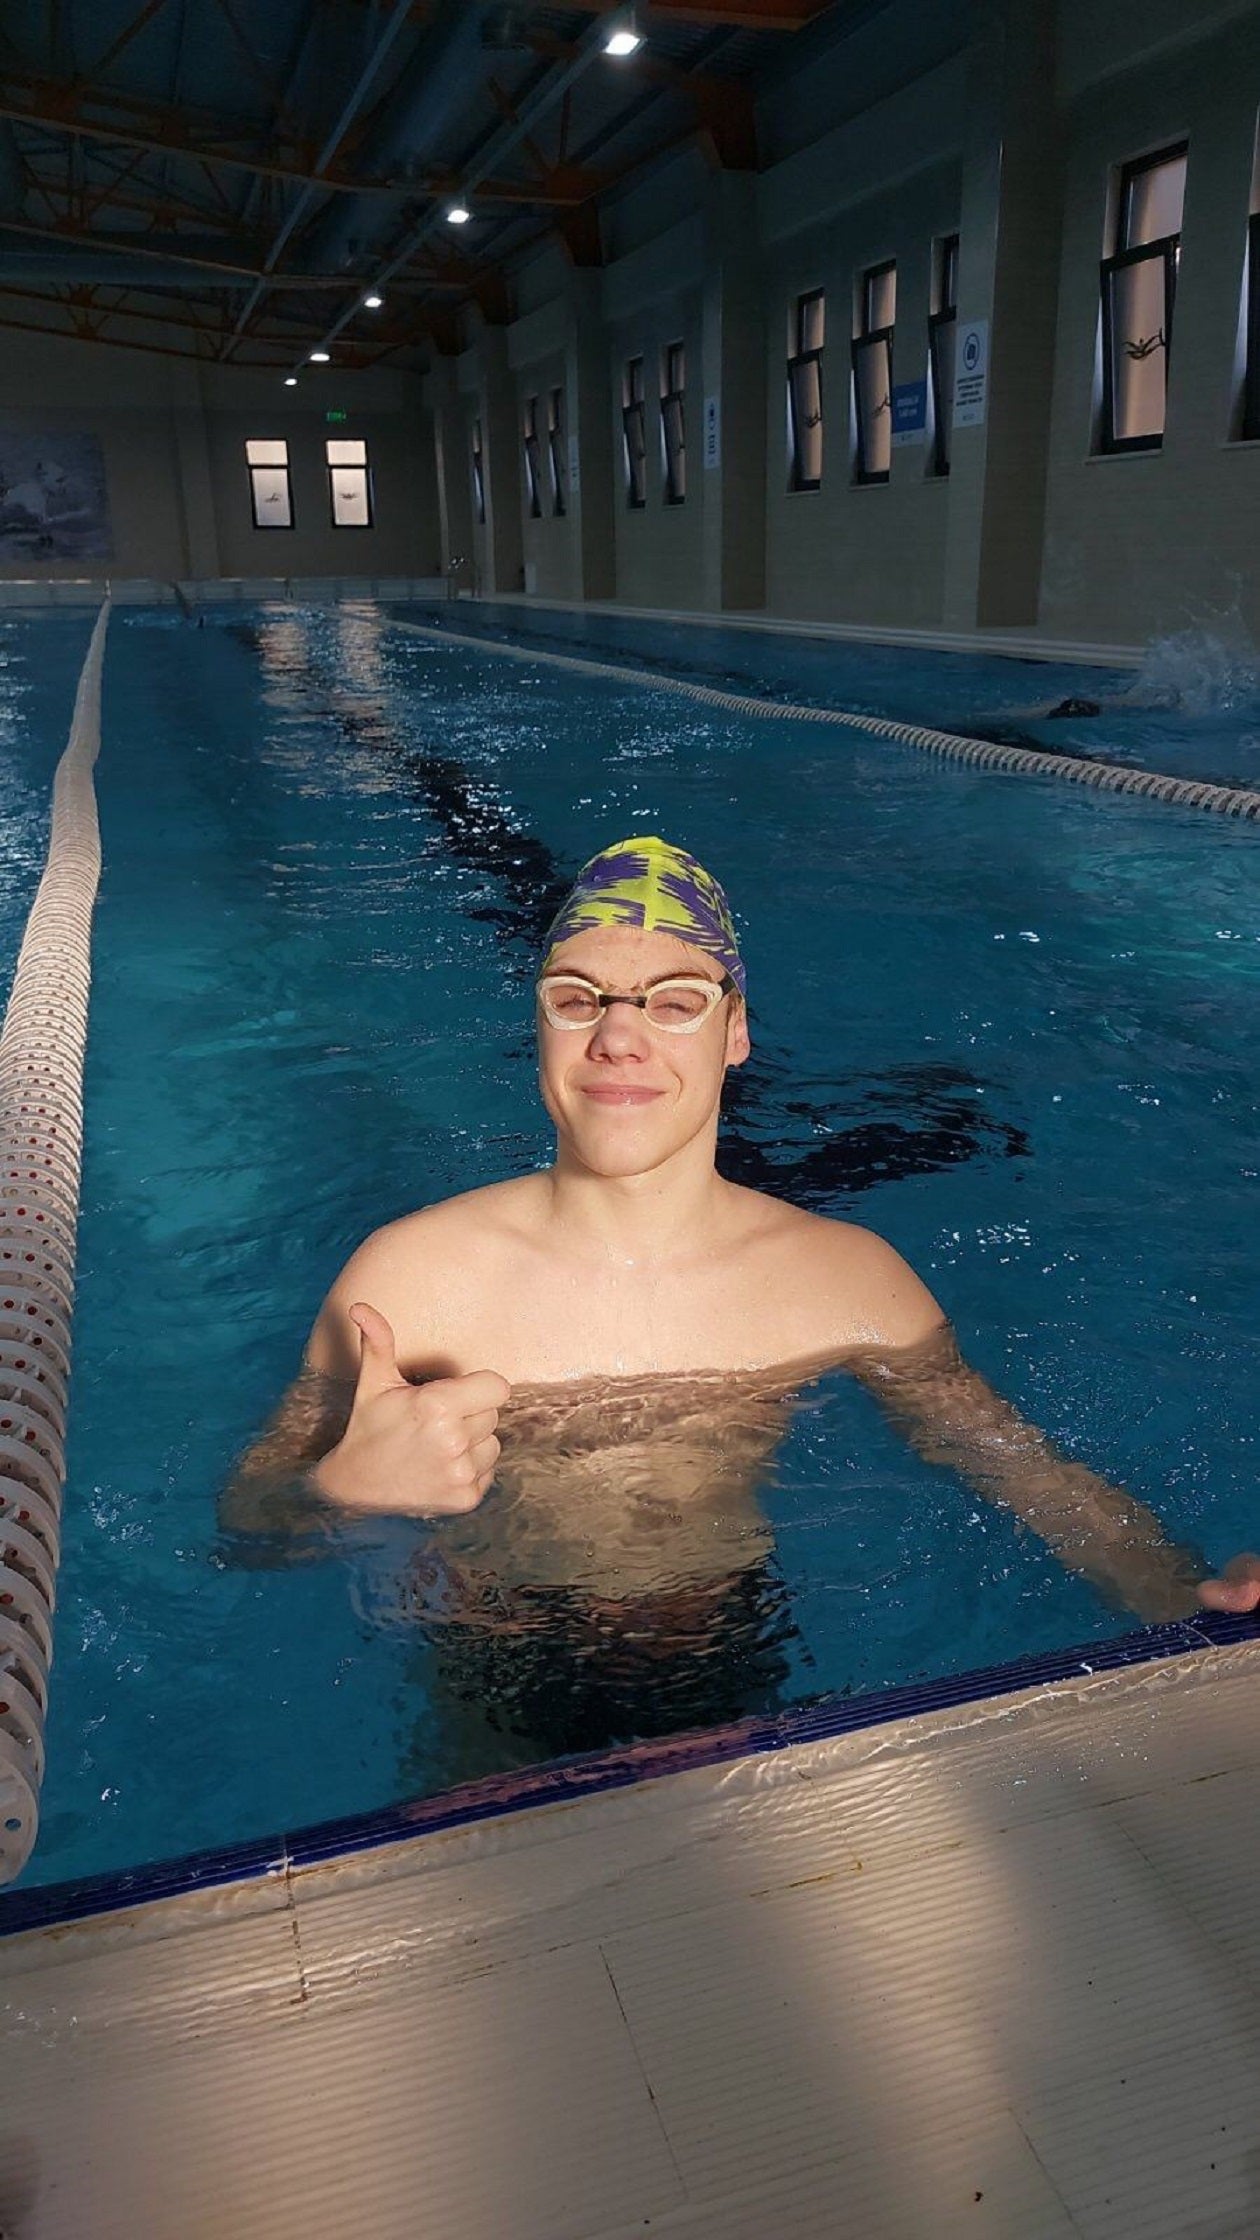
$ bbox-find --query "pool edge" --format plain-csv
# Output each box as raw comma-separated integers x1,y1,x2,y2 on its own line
4,1607,1256,1936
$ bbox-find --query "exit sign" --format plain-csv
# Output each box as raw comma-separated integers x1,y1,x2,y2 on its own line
325,408,349,423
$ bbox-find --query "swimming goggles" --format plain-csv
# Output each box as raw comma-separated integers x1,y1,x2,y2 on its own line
537,972,736,1034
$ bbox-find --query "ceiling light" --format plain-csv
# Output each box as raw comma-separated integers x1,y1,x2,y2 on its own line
309,348,331,363
363,292,384,309
284,375,298,387
446,200,471,225
604,16,642,56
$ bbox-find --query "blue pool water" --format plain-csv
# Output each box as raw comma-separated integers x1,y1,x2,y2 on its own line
3,598,1259,1889
409,598,1260,793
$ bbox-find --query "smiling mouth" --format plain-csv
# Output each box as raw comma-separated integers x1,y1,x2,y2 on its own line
580,1086,666,1106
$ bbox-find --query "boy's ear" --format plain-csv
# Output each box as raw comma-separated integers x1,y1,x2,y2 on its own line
725,1000,751,1068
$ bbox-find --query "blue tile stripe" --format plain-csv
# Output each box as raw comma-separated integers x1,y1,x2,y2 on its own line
1,1607,1255,1938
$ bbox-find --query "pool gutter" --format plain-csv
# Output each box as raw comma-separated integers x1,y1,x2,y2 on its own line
2,1606,1255,1936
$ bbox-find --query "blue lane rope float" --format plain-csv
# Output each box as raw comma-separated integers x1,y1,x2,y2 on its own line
389,615,1260,823
0,600,108,1885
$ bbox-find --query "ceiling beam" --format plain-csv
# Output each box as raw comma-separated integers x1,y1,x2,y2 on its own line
691,76,757,168
563,0,836,26
87,0,180,81
0,70,397,193
0,278,425,363
21,163,268,236
0,77,605,208
518,27,731,98
0,300,296,365
0,213,397,284
222,0,458,355
300,8,633,368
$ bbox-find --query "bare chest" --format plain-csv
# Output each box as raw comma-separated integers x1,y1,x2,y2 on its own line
396,1235,846,1384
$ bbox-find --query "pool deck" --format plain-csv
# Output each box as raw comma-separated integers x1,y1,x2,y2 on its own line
467,592,1147,671
0,573,1147,670
3,1634,1260,2238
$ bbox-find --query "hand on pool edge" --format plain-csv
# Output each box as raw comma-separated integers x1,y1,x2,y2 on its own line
1196,1554,1260,1614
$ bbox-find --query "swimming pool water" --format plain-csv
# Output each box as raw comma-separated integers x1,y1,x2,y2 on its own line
405,598,1260,793
4,599,1259,1888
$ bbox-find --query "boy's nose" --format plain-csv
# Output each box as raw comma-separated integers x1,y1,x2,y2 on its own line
589,997,651,1055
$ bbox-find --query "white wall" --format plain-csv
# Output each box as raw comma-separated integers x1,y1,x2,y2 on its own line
0,331,439,584
1039,0,1260,639
448,0,1260,648
604,204,707,612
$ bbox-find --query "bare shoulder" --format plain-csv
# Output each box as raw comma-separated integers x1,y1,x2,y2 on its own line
305,1177,542,1377
740,1191,946,1352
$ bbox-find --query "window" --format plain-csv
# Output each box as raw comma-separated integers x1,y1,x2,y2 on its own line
325,437,372,528
928,234,958,477
660,342,686,504
622,356,647,509
471,417,485,525
852,261,896,484
246,438,293,529
1099,144,1186,452
523,397,542,519
787,290,824,491
547,386,567,517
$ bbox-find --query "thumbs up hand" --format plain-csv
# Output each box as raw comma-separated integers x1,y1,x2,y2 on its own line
311,1302,510,1517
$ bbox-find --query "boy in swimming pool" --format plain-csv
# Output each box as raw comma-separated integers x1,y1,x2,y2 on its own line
222,836,1254,1624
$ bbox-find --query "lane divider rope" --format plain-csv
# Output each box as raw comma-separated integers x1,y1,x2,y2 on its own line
389,616,1260,823
0,599,108,1885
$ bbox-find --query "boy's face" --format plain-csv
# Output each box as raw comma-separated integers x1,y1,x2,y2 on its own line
537,924,749,1181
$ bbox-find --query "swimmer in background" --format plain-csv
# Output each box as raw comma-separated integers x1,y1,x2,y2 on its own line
220,836,1259,1639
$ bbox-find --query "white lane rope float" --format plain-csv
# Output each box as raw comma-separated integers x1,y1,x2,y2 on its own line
389,615,1260,823
0,600,108,1885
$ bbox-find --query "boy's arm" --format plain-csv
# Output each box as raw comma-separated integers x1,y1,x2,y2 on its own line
217,1362,355,1547
851,1322,1209,1623
217,1223,397,1551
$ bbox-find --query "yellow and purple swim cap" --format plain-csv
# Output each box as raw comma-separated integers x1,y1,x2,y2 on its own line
542,836,745,994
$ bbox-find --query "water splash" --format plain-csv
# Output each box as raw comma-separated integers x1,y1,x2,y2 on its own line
1132,621,1260,718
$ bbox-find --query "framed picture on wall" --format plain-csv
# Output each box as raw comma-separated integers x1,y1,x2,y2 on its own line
0,432,112,559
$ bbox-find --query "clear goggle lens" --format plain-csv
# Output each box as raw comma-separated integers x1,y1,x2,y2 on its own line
538,974,731,1033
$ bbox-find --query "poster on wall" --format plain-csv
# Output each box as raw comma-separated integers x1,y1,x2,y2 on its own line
953,321,989,429
0,432,112,560
890,381,928,447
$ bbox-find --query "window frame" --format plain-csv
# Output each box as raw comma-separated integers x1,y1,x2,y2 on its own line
787,288,825,493
660,340,687,506
523,396,542,519
622,355,647,510
1097,144,1186,456
851,259,896,487
245,437,294,531
325,436,373,530
928,233,958,478
546,386,567,518
471,416,486,526
1243,210,1260,440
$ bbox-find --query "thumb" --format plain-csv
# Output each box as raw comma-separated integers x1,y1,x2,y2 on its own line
348,1301,406,1397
